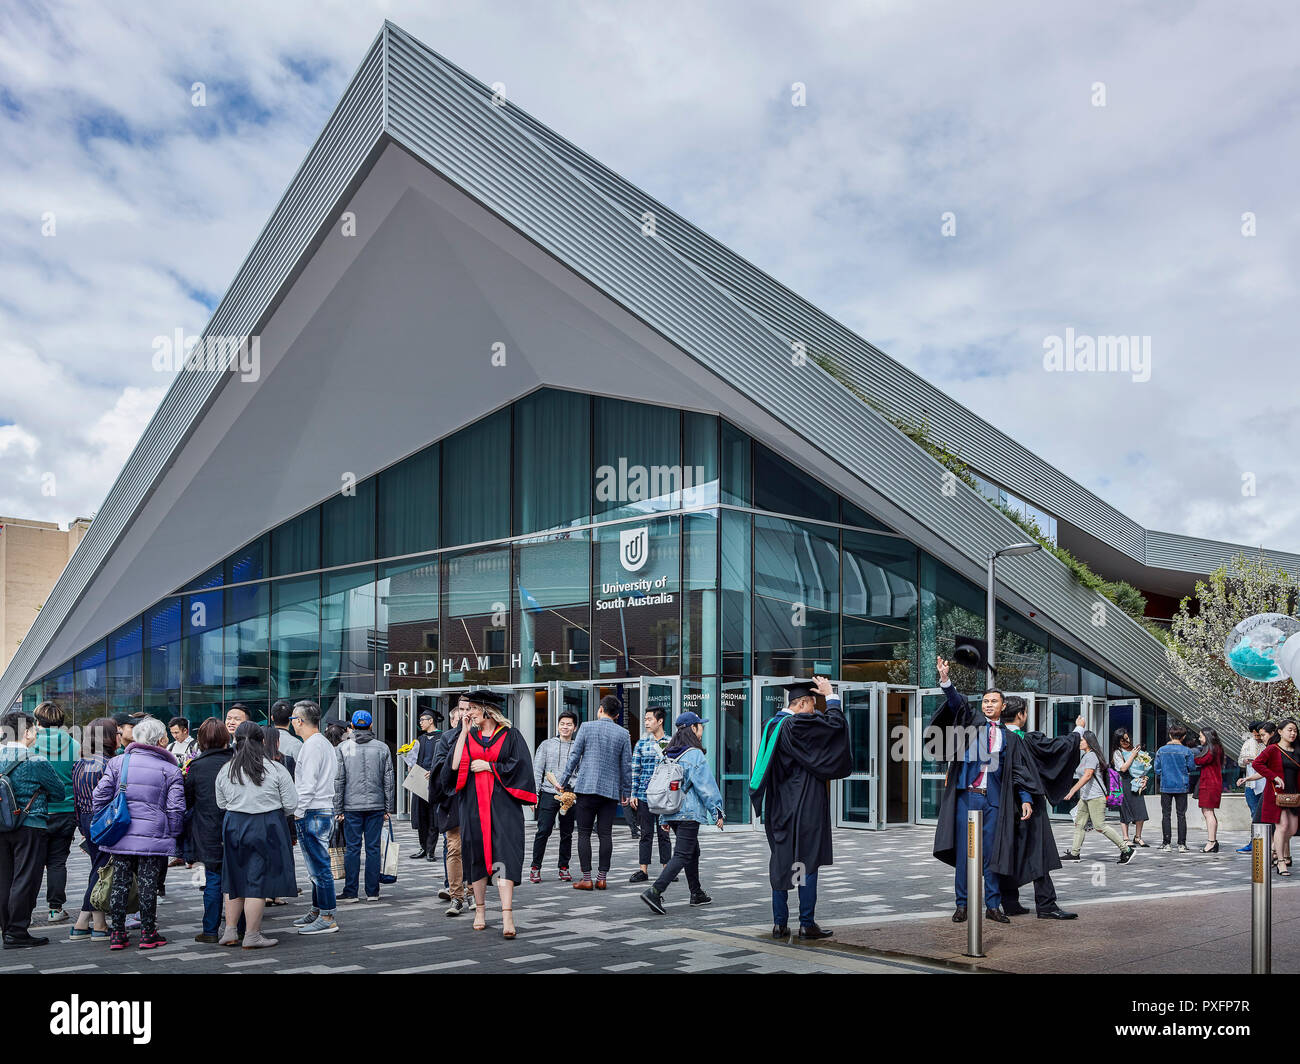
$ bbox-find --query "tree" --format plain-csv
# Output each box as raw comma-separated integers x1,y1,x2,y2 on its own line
1165,554,1300,731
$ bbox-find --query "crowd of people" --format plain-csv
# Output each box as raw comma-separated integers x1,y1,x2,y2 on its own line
0,675,1291,952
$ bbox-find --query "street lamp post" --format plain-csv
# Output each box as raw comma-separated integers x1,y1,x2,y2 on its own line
986,542,1043,688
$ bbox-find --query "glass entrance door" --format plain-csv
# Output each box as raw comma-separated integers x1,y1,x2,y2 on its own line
1046,696,1096,815
834,683,879,829
883,685,918,825
1104,699,1139,749
748,676,798,831
916,688,950,824
380,690,417,816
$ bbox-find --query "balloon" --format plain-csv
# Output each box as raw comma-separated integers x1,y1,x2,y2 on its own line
1224,613,1300,683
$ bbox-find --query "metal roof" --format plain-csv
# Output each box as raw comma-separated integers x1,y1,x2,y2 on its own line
3,21,1247,736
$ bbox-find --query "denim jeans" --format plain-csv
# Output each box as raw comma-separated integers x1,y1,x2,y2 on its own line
343,810,385,899
297,810,337,912
772,870,818,928
202,867,223,935
1245,787,1263,823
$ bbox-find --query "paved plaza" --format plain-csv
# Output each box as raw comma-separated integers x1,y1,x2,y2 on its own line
2,816,1283,976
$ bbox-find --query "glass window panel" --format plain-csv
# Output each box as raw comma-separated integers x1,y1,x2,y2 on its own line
719,679,750,823
840,498,891,533
593,398,681,523
683,590,718,677
183,589,224,722
144,599,183,721
271,574,321,706
720,419,751,507
74,642,107,724
320,566,376,715
994,607,1049,693
720,510,752,678
442,547,510,685
918,554,985,690
681,411,720,508
225,536,268,586
752,593,837,677
272,507,320,577
224,582,269,720
182,564,223,593
42,661,74,716
1049,641,1081,695
752,442,837,523
752,515,839,613
22,683,41,712
842,529,917,684
377,560,438,688
514,390,590,534
107,617,143,717
322,476,376,569
378,445,439,558
514,532,591,682
592,515,680,676
442,408,510,547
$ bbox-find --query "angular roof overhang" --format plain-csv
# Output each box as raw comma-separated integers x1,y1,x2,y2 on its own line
3,22,1218,733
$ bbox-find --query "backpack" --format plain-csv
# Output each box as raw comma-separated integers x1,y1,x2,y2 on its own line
0,758,37,832
645,754,688,816
1104,767,1124,808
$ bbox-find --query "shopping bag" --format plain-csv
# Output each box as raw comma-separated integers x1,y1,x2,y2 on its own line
89,864,138,914
379,817,399,884
328,820,346,881
402,766,430,803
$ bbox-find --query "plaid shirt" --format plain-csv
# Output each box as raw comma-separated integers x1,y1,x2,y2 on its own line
631,734,669,801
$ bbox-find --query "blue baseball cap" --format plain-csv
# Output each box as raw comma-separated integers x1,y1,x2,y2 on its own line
675,711,708,728
350,710,373,728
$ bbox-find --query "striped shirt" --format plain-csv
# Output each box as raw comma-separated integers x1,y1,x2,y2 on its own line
73,755,111,826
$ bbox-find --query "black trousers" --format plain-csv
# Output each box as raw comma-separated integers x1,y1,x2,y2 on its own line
0,826,49,936
998,871,1058,913
531,793,574,869
43,812,77,911
652,821,702,896
575,794,618,875
412,796,435,852
637,802,671,866
1161,792,1189,845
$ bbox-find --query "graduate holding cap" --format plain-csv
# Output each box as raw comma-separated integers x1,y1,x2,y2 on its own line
749,677,852,940
442,690,537,939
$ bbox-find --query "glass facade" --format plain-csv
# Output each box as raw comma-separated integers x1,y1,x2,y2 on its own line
21,389,1172,822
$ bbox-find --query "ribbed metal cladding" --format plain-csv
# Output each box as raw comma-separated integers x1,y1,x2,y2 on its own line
380,25,1199,721
2,22,1202,725
0,36,386,709
1145,531,1300,581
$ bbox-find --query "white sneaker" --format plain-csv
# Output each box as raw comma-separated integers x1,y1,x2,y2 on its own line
47,908,70,925
444,898,464,917
1178,844,1190,853
338,896,361,905
292,909,320,927
298,915,339,935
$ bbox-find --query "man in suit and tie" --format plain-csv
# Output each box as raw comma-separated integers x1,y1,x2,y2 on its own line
930,654,1039,925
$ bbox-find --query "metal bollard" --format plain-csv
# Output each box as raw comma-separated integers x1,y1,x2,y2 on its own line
965,808,985,958
1252,822,1272,974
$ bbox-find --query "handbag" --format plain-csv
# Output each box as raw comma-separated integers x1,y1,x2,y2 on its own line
328,820,346,880
380,817,400,884
1276,748,1300,808
89,863,139,914
89,753,132,846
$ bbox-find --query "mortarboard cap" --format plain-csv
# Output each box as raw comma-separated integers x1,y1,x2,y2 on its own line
782,682,818,706
952,635,996,676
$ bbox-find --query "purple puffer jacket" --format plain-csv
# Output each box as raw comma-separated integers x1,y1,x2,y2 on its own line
90,742,185,856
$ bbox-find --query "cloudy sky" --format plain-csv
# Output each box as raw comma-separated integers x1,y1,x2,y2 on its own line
1,0,1296,554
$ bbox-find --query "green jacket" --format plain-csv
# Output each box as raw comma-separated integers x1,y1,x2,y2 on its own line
31,727,79,815
0,744,66,831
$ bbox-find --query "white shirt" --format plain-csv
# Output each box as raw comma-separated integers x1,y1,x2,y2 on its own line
168,737,197,759
973,722,1003,789
293,732,338,819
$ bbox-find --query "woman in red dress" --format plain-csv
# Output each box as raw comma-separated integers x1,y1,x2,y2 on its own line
1194,727,1224,853
1251,719,1300,875
444,690,536,939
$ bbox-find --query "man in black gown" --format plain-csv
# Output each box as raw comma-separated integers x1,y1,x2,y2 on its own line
931,656,1038,924
430,699,467,916
998,695,1084,920
749,677,852,940
409,707,442,860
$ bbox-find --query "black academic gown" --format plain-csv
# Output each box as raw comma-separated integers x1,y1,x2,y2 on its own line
442,725,537,885
930,687,1043,884
409,730,440,840
750,706,853,891
1011,729,1083,884
429,724,462,833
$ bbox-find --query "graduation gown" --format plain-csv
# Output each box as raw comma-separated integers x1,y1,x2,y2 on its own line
443,725,537,884
1009,728,1083,884
930,688,1043,884
750,706,853,891
429,724,462,833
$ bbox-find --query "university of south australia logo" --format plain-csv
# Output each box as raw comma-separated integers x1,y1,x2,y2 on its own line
619,527,649,572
